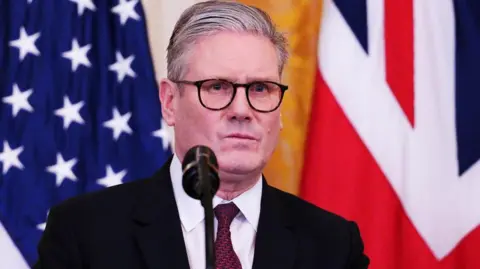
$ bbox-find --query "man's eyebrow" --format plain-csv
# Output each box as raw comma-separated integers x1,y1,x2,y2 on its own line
212,76,236,81
245,76,280,82
204,75,280,82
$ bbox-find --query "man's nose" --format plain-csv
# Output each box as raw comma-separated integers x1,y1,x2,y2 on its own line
226,88,253,121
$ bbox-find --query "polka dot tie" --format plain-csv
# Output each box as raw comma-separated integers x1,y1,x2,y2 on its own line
214,203,242,269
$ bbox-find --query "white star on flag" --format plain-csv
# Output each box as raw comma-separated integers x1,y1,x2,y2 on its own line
62,38,92,71
9,27,41,61
69,0,96,16
46,153,78,187
2,83,34,117
97,165,127,188
109,51,136,83
36,210,49,231
152,119,171,150
103,107,133,140
111,0,140,25
54,96,85,129
0,141,24,175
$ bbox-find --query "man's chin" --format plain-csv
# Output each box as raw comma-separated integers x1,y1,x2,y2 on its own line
216,151,264,175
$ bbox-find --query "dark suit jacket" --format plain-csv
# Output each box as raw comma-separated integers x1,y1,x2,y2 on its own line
33,156,370,269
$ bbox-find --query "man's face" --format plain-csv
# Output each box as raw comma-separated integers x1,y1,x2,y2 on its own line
162,31,283,180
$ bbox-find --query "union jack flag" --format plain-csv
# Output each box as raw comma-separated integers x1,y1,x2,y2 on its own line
0,0,171,267
302,0,480,268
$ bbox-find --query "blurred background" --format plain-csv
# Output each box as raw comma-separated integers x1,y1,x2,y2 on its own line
1,0,479,268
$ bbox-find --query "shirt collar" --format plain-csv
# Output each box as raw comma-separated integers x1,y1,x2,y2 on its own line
170,154,263,233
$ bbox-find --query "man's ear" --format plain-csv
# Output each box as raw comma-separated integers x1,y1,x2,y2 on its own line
159,78,177,126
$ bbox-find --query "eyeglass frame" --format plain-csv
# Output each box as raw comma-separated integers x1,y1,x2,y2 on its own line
171,78,289,113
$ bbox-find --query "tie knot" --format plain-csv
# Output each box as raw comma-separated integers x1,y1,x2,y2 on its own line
214,203,240,226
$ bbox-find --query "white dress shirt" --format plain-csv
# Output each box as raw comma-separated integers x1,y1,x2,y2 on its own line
170,154,262,269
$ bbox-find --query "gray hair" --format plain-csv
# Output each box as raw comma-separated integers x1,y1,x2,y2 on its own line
166,0,289,81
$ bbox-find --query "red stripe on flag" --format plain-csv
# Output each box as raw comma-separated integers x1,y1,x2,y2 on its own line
385,0,415,126
301,69,480,268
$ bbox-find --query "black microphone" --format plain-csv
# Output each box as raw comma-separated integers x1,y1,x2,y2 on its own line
182,145,220,269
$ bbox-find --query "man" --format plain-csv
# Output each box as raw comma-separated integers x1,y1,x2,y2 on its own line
34,1,370,268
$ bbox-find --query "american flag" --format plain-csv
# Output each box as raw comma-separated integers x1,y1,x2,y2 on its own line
0,0,172,267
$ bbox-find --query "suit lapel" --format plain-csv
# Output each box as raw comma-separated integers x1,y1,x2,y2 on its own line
131,157,190,269
252,178,297,269
129,162,298,269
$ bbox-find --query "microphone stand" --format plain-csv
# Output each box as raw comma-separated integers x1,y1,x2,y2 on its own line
199,159,215,269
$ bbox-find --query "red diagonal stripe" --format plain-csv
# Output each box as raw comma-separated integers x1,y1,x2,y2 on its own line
385,0,415,126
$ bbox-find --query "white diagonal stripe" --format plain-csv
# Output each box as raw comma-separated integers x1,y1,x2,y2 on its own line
0,222,29,269
367,0,386,79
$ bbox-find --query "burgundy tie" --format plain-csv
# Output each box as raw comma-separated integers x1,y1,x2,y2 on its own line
214,203,242,269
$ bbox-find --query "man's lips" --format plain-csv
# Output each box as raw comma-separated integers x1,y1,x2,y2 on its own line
224,133,258,141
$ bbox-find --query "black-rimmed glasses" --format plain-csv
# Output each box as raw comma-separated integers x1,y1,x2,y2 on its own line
172,79,288,113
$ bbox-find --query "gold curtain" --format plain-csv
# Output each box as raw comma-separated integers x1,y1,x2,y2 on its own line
237,0,323,195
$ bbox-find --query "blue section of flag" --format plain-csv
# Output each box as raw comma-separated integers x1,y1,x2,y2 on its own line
334,0,368,53
453,0,480,175
0,0,171,266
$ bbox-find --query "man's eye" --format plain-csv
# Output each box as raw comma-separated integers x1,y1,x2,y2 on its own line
252,83,268,92
205,81,230,91
211,83,223,90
